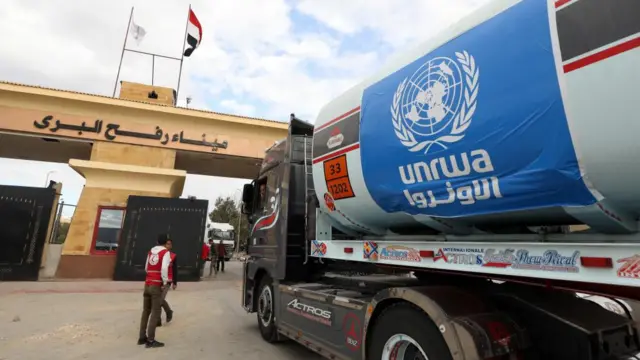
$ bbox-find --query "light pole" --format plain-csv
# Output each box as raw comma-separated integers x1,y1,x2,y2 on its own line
236,214,242,255
44,170,57,187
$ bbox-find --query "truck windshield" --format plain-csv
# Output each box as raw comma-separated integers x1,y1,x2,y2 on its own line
209,229,234,240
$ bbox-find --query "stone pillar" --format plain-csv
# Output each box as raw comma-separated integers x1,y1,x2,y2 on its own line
40,182,62,271
55,142,186,279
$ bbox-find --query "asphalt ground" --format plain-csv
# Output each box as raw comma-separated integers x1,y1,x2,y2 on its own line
0,260,321,360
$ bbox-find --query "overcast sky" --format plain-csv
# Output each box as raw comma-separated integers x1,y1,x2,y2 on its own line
0,0,486,217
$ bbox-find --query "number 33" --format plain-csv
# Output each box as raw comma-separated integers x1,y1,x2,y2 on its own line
329,163,341,175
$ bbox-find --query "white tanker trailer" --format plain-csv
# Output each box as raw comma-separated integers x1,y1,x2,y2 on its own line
311,0,640,236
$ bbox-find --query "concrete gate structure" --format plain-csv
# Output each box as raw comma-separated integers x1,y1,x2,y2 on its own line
0,80,288,278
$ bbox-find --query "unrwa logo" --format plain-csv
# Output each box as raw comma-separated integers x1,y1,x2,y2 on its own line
392,50,479,154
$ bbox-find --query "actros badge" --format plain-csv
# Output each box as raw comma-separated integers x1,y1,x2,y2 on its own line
287,298,332,326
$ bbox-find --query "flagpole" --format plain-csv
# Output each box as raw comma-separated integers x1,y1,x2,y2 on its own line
151,55,155,86
176,4,191,103
112,7,134,97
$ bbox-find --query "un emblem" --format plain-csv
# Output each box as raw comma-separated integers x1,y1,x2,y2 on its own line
392,51,479,153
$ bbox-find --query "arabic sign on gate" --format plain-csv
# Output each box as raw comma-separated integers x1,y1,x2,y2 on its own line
0,106,228,153
358,0,596,218
33,115,227,151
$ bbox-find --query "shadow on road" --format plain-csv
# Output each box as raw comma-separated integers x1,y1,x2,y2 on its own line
240,323,323,359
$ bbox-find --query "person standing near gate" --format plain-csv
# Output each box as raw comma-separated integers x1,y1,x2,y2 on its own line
158,237,176,327
208,239,216,277
200,241,210,279
215,239,226,273
137,235,171,348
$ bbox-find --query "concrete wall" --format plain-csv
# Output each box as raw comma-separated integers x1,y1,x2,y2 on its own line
119,81,175,106
39,182,62,272
90,141,176,168
40,244,63,279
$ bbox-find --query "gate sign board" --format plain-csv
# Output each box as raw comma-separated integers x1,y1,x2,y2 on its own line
0,185,56,281
113,196,209,282
0,106,229,154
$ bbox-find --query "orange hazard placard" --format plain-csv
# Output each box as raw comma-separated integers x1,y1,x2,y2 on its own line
323,155,355,200
326,178,355,200
323,155,348,181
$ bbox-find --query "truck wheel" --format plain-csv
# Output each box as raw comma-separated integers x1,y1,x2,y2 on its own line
369,303,452,360
257,276,278,342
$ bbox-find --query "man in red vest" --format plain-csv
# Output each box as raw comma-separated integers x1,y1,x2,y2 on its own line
137,235,171,348
200,241,210,278
158,238,177,327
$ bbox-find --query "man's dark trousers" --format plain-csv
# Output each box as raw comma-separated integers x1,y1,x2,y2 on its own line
199,258,206,277
161,284,172,314
139,284,163,341
216,257,225,272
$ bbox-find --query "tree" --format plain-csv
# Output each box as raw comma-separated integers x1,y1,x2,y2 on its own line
55,222,70,244
208,196,249,250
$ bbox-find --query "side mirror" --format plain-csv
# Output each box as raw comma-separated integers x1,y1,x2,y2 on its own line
242,183,254,204
241,203,251,215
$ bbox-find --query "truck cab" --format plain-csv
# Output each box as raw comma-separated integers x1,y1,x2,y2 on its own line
206,222,235,261
240,115,324,285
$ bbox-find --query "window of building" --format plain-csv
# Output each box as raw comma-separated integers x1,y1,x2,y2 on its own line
91,207,125,254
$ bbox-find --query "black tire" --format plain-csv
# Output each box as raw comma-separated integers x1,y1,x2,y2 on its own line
256,275,278,342
369,303,453,360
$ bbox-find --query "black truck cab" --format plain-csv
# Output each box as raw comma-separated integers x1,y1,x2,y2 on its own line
241,115,320,304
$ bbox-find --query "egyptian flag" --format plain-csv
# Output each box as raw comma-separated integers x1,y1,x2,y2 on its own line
183,9,202,57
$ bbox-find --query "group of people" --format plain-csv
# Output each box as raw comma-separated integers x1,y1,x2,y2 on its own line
201,239,227,277
137,236,228,348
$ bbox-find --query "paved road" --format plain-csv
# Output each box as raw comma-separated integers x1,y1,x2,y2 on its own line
0,261,321,360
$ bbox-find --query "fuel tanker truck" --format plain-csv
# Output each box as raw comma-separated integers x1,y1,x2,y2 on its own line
239,0,640,358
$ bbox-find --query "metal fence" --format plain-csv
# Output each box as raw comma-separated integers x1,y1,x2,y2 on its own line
48,201,76,244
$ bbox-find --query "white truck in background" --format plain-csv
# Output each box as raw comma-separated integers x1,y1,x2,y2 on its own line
206,222,235,261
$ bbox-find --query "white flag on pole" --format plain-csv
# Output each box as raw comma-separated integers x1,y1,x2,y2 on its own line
128,16,146,45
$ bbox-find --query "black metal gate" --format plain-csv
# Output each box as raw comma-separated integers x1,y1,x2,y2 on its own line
0,185,56,281
113,196,208,282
